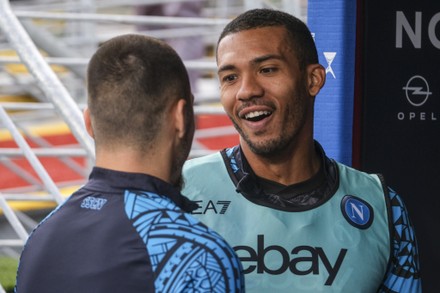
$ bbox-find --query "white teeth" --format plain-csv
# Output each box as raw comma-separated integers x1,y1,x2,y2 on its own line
245,111,271,119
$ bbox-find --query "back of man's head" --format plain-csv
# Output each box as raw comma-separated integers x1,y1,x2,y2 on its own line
87,34,191,150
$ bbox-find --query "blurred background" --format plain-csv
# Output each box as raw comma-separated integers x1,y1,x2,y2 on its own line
1,0,439,292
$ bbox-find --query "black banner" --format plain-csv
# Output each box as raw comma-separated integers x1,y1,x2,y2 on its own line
358,1,440,291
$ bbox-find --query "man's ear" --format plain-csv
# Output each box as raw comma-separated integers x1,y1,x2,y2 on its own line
173,99,187,139
307,64,326,96
83,107,94,139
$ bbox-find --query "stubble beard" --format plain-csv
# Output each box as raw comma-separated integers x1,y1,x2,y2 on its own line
171,107,195,190
229,95,307,158
171,139,190,190
232,117,294,157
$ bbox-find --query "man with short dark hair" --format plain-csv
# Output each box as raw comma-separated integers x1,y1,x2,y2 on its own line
15,34,244,293
182,9,421,292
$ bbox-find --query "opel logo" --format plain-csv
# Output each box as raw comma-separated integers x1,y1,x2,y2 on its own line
402,75,432,107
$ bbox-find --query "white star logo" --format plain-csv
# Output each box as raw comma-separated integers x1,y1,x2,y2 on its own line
324,52,337,79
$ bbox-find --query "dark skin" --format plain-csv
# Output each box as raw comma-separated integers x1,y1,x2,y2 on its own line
217,26,326,186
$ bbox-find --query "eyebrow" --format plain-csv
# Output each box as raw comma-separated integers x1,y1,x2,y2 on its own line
217,54,284,74
252,54,283,64
217,64,236,75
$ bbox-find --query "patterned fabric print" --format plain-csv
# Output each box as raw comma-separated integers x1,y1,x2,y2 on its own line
380,188,421,293
124,190,243,293
225,147,239,173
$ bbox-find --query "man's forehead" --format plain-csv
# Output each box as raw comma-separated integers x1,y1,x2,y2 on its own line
217,27,292,65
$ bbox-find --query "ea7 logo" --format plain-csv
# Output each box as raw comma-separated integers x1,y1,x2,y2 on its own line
191,200,231,215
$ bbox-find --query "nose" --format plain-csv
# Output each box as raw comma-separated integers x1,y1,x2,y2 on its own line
236,74,264,101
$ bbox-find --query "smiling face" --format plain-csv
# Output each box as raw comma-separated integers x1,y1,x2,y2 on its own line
217,26,315,157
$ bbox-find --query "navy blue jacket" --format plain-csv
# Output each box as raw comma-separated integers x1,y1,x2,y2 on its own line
15,167,244,292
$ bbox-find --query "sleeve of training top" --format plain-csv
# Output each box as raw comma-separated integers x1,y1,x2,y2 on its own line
124,190,245,292
379,188,422,293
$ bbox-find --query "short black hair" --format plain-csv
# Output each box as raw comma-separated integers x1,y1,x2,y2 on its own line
87,34,191,149
217,8,318,70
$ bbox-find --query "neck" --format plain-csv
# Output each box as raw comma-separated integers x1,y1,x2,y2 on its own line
94,145,173,184
242,139,320,186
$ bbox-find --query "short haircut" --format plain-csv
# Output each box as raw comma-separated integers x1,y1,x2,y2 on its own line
217,8,318,70
87,34,191,149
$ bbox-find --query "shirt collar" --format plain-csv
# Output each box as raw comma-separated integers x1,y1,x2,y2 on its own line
220,141,339,211
87,167,198,212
